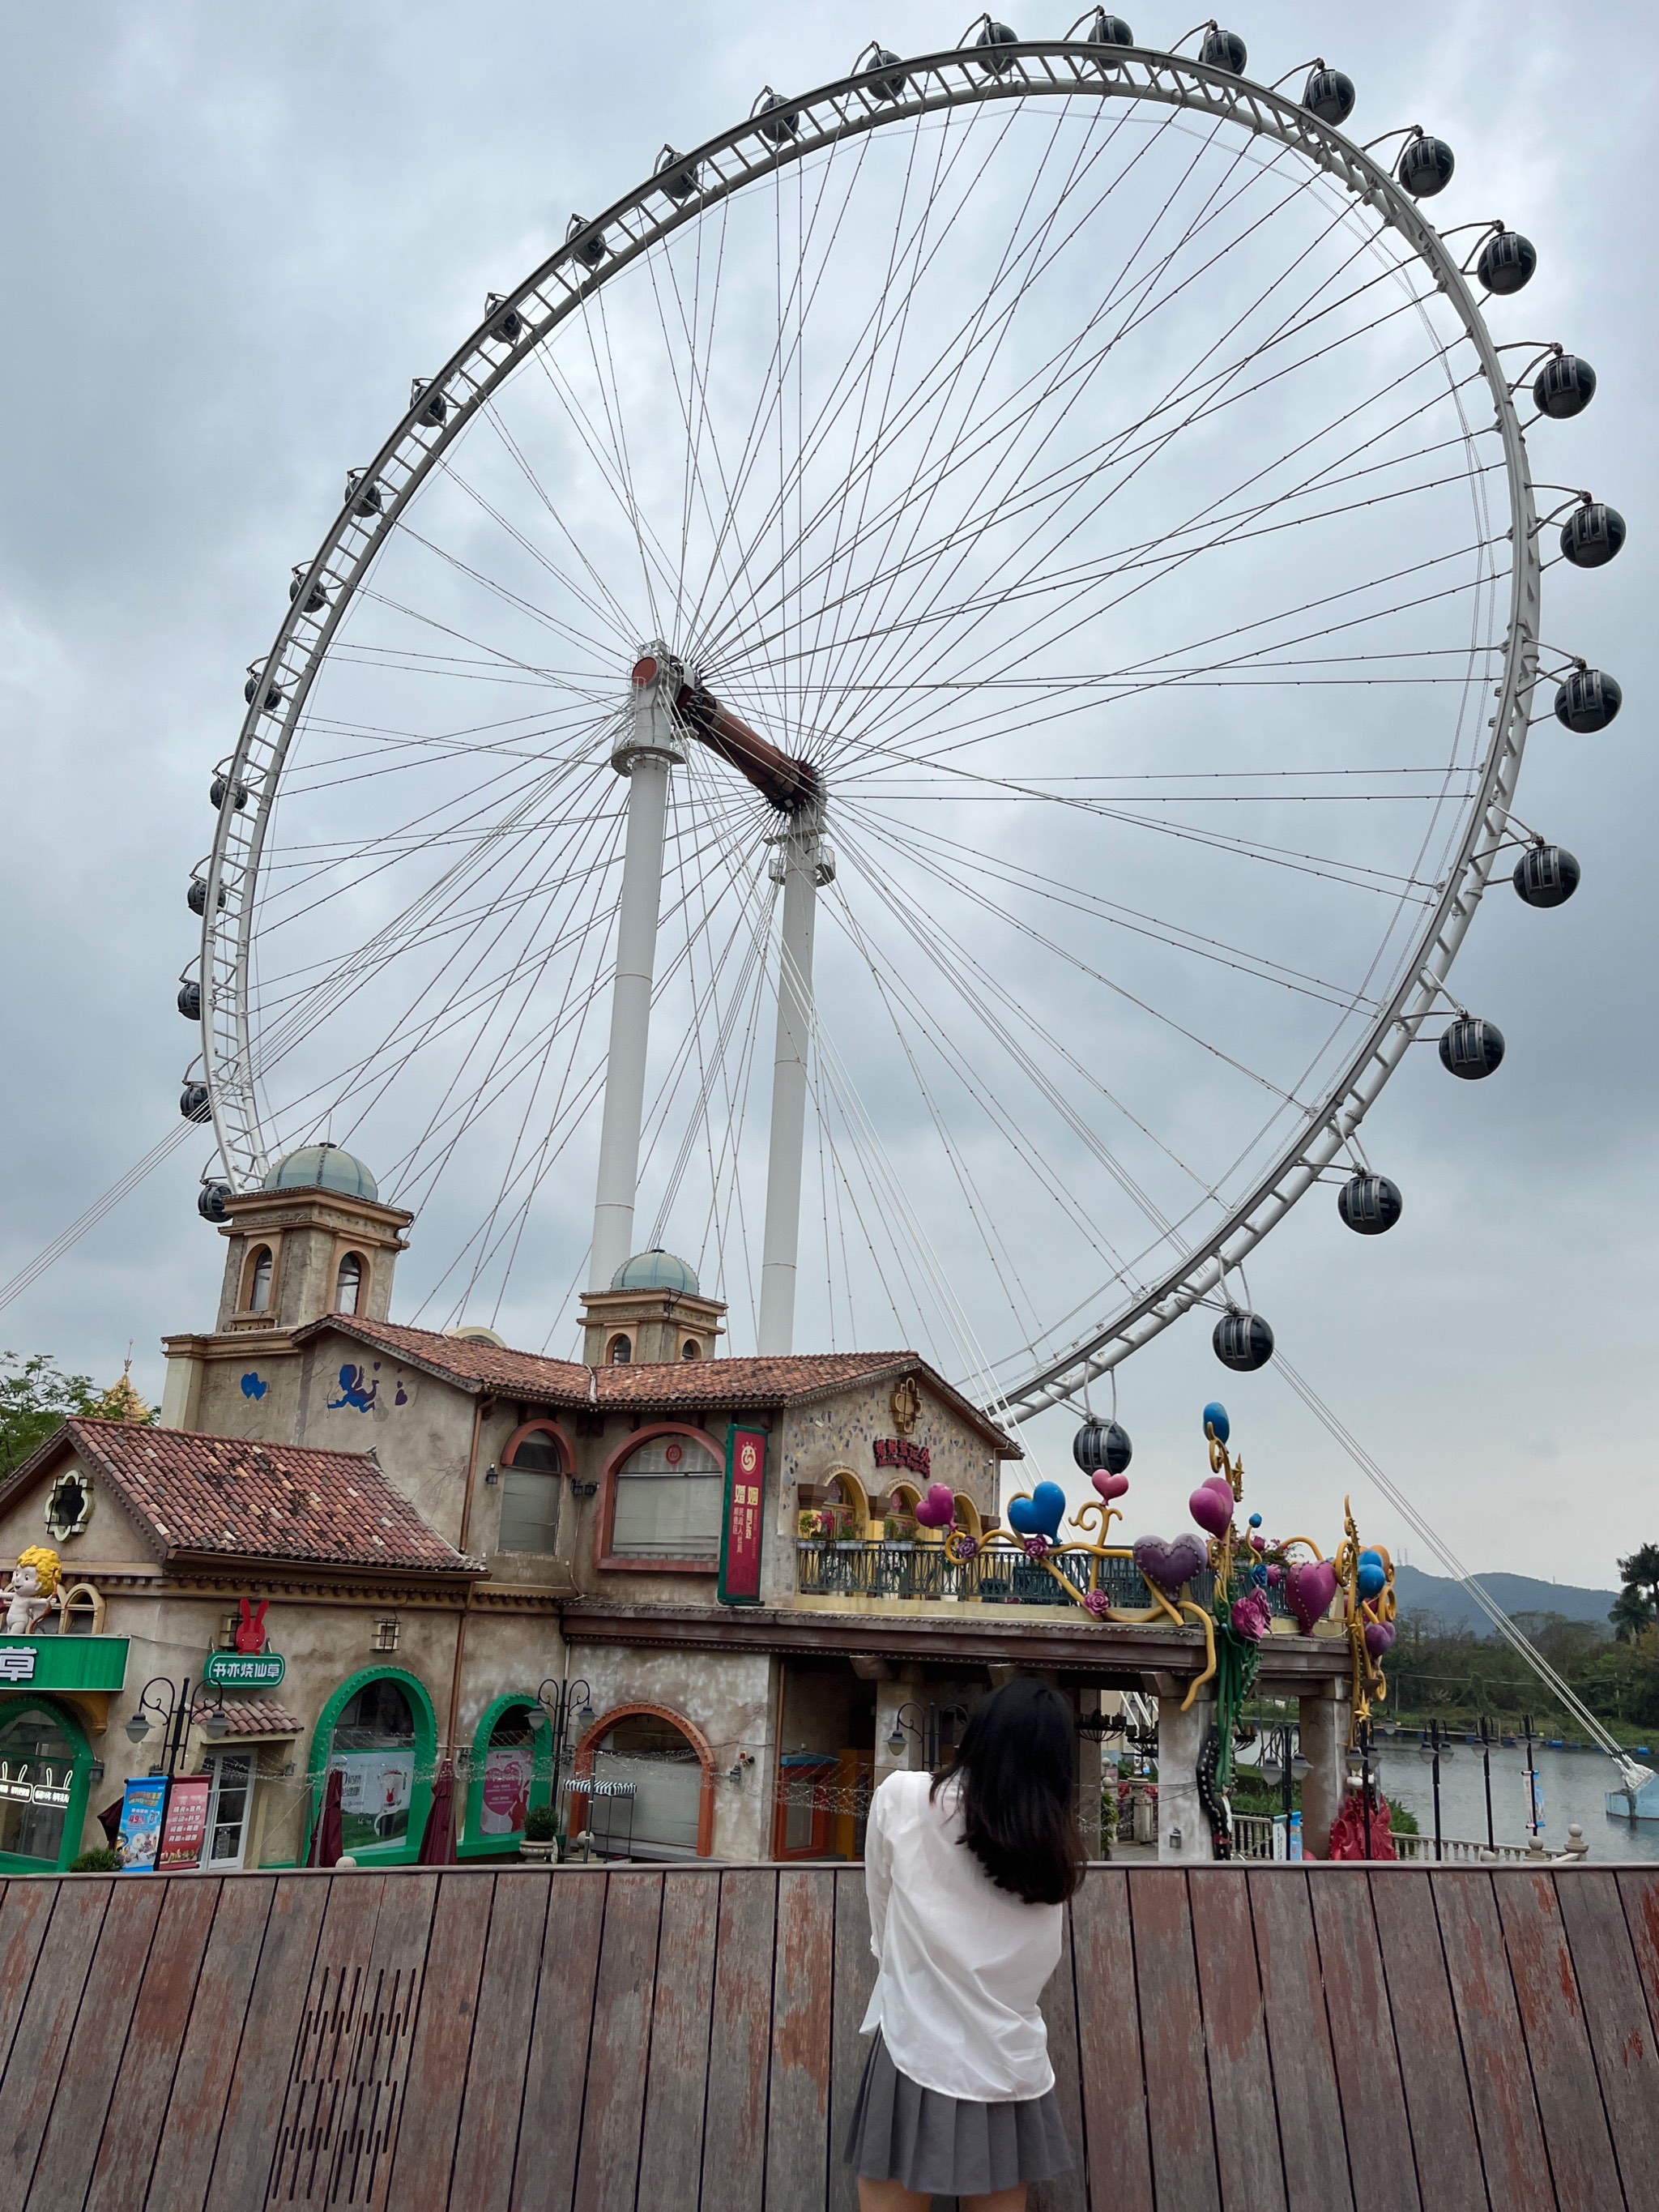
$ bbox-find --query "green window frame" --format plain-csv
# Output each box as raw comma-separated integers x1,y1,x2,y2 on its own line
458,1693,553,1859
305,1664,437,1868
0,1696,94,1874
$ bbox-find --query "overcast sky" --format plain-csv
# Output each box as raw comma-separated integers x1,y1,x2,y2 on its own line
2,1,1652,1590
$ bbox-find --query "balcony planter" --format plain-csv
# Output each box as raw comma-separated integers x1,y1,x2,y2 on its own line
518,1837,558,1862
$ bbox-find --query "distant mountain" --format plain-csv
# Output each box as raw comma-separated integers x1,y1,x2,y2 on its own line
1392,1562,1619,1638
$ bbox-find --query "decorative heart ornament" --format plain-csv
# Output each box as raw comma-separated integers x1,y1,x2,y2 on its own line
1285,1558,1338,1634
1188,1482,1234,1539
915,1484,955,1529
1363,1619,1397,1659
1091,1471,1129,1504
1007,1481,1068,1543
1132,1533,1207,1595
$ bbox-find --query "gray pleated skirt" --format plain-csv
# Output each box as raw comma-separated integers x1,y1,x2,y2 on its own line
843,2029,1074,2195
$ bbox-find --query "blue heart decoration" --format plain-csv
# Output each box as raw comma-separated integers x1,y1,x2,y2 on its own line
1007,1480,1067,1543
241,1372,268,1401
1202,1400,1230,1445
1357,1559,1388,1601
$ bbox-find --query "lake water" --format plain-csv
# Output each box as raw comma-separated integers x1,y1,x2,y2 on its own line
1367,1737,1658,1864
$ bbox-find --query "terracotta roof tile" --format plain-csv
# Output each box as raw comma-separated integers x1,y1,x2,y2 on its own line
189,1698,303,1737
49,1419,480,1575
295,1317,1018,1454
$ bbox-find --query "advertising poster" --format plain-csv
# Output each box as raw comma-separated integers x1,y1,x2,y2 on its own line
480,1741,534,1835
117,1776,168,1873
718,1427,766,1604
157,1775,211,1871
332,1749,415,1851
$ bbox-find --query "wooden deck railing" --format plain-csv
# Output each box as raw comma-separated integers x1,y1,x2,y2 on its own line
0,1860,1653,2209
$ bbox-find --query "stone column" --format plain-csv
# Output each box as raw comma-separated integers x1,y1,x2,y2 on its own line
1298,1685,1350,1860
1156,1686,1217,1863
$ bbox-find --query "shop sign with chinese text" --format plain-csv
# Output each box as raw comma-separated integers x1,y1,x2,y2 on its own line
719,1427,766,1605
203,1649,286,1689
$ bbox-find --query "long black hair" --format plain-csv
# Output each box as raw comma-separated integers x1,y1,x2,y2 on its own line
930,1676,1085,1905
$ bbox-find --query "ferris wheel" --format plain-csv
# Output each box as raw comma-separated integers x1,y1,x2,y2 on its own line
180,16,1623,1428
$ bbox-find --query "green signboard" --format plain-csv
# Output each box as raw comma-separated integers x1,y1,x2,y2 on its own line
0,1636,130,1693
203,1649,286,1689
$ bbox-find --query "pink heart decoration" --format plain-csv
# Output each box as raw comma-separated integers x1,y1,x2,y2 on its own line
1188,1484,1234,1539
915,1483,955,1529
1364,1619,1397,1660
1285,1558,1338,1634
1132,1533,1208,1595
1091,1471,1129,1504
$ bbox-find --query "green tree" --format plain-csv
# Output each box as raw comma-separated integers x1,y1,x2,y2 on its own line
0,1352,98,1481
1618,1544,1659,1622
1610,1586,1657,1645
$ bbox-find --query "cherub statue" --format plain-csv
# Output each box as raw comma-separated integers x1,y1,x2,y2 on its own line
5,1548,62,1637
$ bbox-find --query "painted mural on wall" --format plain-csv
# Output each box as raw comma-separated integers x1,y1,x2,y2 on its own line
325,1363,415,1420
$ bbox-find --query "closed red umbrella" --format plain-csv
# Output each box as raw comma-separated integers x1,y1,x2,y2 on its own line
417,1760,458,1865
308,1766,344,1868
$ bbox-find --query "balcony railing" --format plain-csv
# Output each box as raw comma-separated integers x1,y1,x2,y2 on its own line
795,1539,1218,1611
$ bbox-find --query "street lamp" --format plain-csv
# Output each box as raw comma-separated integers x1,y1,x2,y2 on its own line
122,1676,227,1775
887,1701,968,1770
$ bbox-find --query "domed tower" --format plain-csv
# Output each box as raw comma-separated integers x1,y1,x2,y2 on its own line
211,1142,412,1332
577,1249,727,1366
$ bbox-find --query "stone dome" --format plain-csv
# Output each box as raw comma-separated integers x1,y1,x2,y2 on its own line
610,1248,700,1296
262,1142,379,1201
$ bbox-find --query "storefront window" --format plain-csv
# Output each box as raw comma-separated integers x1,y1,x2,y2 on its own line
330,1677,416,1852
204,1752,254,1868
478,1708,536,1837
586,1713,702,1859
499,1428,562,1555
0,1705,80,1865
611,1435,722,1560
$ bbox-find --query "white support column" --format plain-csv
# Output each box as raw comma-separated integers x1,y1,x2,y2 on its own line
590,652,684,1294
757,815,831,1355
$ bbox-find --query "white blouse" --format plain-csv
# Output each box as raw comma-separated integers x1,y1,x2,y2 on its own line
859,1768,1064,2101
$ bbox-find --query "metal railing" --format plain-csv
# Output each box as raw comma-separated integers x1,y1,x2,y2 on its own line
795,1539,1216,1609
1228,1813,1589,1864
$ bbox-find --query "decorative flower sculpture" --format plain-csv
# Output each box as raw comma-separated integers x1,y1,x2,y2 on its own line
1083,1589,1112,1620
1022,1535,1050,1561
945,1531,980,1564
1230,1589,1273,1643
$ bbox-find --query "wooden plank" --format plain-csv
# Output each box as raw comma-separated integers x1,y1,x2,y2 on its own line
765,1870,835,2211
0,1881,109,2212
377,1873,491,2206
701,1869,777,2212
1308,1875,1418,2212
1615,1869,1659,2038
0,1880,56,2082
1556,1870,1659,2210
186,1875,327,2212
446,1873,552,2212
636,1873,719,2212
828,1870,876,2212
28,1878,166,2212
1365,1873,1488,2212
84,1876,228,2212
1130,1869,1218,2212
510,1868,608,2212
1431,1873,1551,2212
1188,1871,1286,2212
1247,1872,1354,2212
1033,1897,1087,2212
1071,1869,1153,2212
1493,1872,1615,2212
347,1865,446,2211
570,1870,664,2212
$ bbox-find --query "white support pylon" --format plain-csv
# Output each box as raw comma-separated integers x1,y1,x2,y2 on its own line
589,650,684,1294
757,811,833,1354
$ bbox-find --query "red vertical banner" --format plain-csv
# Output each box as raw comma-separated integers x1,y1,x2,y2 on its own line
156,1775,211,1871
719,1426,766,1605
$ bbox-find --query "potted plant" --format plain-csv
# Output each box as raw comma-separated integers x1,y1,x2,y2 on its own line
798,1507,825,1541
882,1512,915,1548
519,1802,559,1862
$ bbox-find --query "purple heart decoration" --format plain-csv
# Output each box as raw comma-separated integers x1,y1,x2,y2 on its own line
1091,1470,1129,1504
1007,1480,1068,1544
915,1484,955,1529
1364,1618,1397,1659
1285,1558,1338,1634
1188,1483,1234,1539
1132,1533,1208,1595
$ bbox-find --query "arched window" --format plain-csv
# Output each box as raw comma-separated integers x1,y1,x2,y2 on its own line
607,1334,632,1365
585,1710,705,1859
498,1426,564,1555
474,1704,540,1838
330,1676,416,1851
612,1433,722,1560
680,1338,702,1360
335,1251,365,1314
247,1246,274,1313
0,1702,89,1869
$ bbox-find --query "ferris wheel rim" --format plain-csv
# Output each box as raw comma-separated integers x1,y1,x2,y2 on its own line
192,34,1541,1412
